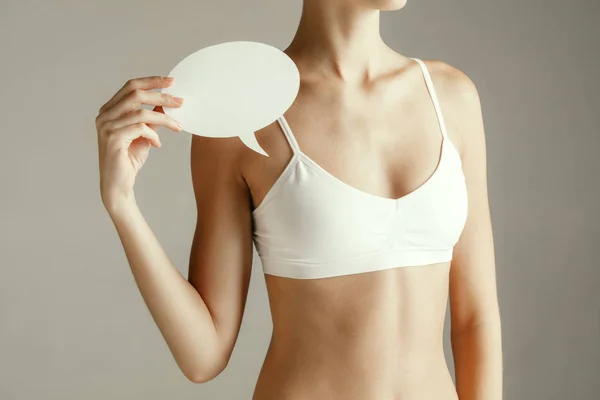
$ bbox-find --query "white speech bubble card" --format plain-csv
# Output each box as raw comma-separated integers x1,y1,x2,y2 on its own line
161,41,300,156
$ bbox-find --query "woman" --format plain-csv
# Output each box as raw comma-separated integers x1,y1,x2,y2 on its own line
95,0,502,399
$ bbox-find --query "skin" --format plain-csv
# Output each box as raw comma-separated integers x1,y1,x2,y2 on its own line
95,0,502,399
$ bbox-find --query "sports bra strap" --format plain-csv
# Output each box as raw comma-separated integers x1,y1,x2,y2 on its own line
277,116,300,153
410,58,449,139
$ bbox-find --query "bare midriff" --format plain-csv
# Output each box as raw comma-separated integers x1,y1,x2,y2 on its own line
252,262,458,400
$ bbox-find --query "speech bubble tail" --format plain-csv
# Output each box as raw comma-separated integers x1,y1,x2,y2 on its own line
240,133,269,157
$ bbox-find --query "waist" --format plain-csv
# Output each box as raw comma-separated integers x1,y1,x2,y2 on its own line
269,320,446,370
256,340,456,400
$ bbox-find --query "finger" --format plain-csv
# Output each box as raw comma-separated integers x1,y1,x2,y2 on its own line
107,108,183,132
100,90,184,123
114,122,162,148
148,106,165,131
99,76,174,114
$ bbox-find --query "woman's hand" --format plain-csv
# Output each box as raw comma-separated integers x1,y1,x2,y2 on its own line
95,76,184,213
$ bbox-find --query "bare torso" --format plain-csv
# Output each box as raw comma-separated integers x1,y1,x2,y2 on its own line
254,264,457,400
241,54,461,400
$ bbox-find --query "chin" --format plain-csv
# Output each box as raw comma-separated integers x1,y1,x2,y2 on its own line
363,0,408,11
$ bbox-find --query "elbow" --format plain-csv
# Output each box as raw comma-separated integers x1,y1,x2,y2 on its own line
182,356,230,384
184,366,223,384
185,370,220,384
177,325,236,383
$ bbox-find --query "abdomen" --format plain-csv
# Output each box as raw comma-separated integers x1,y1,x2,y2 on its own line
252,262,458,400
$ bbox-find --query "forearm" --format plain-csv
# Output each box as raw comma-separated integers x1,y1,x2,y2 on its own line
451,317,503,400
108,199,224,382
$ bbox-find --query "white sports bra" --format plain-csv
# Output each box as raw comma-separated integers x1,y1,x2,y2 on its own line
252,58,468,279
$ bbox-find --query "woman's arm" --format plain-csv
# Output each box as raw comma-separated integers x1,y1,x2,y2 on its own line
105,128,253,384
437,63,503,400
186,134,255,379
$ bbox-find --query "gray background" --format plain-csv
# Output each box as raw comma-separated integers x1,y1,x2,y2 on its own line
1,0,598,399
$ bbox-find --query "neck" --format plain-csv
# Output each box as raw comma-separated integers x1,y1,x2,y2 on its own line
286,0,393,83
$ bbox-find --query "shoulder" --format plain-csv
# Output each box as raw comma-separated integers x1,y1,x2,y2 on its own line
421,59,481,108
419,59,484,157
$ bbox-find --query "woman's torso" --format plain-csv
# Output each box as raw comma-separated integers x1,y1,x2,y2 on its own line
240,54,462,400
